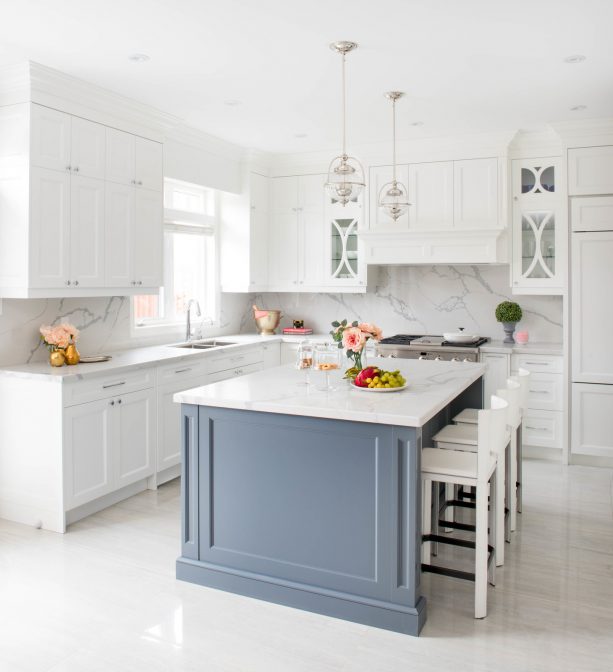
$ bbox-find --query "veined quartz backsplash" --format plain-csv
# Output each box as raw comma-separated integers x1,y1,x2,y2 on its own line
0,293,252,366
252,266,563,342
0,265,563,366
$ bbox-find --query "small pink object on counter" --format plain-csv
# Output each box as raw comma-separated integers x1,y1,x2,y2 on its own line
515,330,529,344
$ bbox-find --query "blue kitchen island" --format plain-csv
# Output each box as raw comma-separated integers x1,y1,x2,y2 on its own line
174,358,484,636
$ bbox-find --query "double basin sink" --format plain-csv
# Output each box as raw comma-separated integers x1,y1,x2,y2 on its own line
171,339,237,350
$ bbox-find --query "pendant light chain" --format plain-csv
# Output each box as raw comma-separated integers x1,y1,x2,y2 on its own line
392,95,397,183
341,50,347,158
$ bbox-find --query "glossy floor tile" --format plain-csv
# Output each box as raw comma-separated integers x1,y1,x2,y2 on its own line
1,459,612,671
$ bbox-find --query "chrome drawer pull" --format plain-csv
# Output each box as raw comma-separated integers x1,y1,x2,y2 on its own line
102,381,126,389
525,361,549,366
526,425,548,431
530,390,548,394
174,368,192,374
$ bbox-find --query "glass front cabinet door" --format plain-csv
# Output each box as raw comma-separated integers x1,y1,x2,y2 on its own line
325,197,367,290
511,157,566,295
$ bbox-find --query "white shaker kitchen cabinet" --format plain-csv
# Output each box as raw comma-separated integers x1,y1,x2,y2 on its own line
298,174,326,288
115,388,156,489
268,176,299,288
133,188,163,288
453,158,498,229
105,181,133,286
134,136,163,192
64,398,114,510
29,166,71,288
105,127,135,186
568,146,613,196
70,117,106,180
30,105,71,172
408,161,453,229
70,175,105,287
571,231,613,384
368,164,410,230
571,196,613,232
482,352,510,407
572,383,613,458
220,171,269,292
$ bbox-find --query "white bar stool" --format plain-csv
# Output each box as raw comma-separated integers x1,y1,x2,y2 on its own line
496,379,521,532
421,395,508,619
510,368,530,515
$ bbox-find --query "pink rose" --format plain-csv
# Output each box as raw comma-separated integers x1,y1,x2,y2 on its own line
342,326,366,352
359,322,383,341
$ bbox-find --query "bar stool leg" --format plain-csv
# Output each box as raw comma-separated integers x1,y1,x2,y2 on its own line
441,483,454,532
422,479,432,564
510,429,518,532
475,480,489,618
517,424,523,514
495,448,505,567
488,473,496,588
505,441,512,544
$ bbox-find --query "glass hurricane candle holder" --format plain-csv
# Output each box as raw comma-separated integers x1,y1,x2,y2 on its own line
313,344,342,391
295,340,314,386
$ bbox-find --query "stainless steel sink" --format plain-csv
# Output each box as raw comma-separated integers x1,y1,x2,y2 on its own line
171,339,236,350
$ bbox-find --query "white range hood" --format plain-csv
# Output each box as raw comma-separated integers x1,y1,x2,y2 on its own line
359,228,508,265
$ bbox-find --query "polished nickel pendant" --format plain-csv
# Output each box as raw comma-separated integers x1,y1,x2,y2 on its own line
378,91,410,221
324,41,365,206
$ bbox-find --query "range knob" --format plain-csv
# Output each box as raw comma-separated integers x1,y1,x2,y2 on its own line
434,355,443,361
418,354,428,360
451,357,461,362
463,357,474,362
387,353,397,359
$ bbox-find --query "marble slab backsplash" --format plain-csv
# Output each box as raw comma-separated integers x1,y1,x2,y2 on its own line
0,293,251,366
252,265,563,342
0,265,563,366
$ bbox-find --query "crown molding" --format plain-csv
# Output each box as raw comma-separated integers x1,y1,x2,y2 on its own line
165,124,245,163
507,127,563,159
549,117,613,148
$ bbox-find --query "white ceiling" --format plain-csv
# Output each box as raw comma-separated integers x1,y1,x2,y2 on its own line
1,0,612,153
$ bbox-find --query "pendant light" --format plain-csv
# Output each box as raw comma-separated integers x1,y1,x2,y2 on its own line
324,41,365,206
378,91,410,221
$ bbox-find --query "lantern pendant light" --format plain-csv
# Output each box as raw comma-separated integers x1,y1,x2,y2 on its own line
378,91,410,221
324,41,365,206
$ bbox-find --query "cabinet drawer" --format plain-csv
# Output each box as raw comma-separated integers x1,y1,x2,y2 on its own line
157,357,209,384
206,361,263,384
521,372,563,411
522,410,563,449
64,367,155,406
207,347,263,375
511,354,562,374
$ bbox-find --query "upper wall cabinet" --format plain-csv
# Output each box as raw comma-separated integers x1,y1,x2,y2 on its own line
0,102,163,298
511,157,566,295
453,158,499,229
569,146,613,196
408,161,454,229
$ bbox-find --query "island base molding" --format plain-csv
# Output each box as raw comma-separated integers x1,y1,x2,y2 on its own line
176,557,427,636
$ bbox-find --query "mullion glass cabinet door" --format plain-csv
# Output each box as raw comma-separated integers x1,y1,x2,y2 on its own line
330,217,359,279
512,157,565,295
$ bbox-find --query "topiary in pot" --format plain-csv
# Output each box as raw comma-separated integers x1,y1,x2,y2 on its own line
495,301,523,344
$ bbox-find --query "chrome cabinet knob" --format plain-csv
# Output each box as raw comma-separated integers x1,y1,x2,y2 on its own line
74,280,79,286
110,400,115,406
117,399,122,404
66,280,71,286
73,167,79,172
66,165,71,171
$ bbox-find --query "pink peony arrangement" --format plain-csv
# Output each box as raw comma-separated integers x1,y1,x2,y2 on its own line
40,323,80,351
330,318,383,378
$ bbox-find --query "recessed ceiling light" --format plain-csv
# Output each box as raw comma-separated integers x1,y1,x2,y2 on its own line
410,121,424,127
570,105,587,111
128,53,150,63
224,100,241,107
564,54,586,64
294,133,308,139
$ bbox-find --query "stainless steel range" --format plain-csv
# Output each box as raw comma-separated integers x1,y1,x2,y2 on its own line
377,334,489,362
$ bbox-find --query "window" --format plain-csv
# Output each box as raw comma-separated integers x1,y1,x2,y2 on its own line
133,179,219,332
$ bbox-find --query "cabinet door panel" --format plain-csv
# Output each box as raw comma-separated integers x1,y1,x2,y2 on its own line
571,231,613,383
106,128,135,186
29,167,71,288
268,175,298,288
369,165,409,230
569,146,613,196
134,137,163,191
298,174,326,288
30,105,71,172
70,117,106,179
116,389,155,488
64,399,114,509
105,182,134,287
70,175,105,287
454,158,498,229
249,172,269,287
408,161,453,229
133,189,163,287
572,383,613,457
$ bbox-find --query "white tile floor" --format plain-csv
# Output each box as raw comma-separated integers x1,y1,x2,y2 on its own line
1,459,612,671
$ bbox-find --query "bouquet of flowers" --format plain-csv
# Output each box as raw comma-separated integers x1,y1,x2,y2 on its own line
39,323,80,351
330,319,383,379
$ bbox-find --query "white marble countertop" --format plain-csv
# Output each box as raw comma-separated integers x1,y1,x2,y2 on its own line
174,357,486,428
479,340,563,356
0,333,332,382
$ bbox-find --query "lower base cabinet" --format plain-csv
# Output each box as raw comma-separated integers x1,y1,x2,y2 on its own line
572,383,613,458
64,387,155,510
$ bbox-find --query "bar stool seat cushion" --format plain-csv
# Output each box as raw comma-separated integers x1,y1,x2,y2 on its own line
433,423,478,446
422,447,495,480
453,408,478,424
